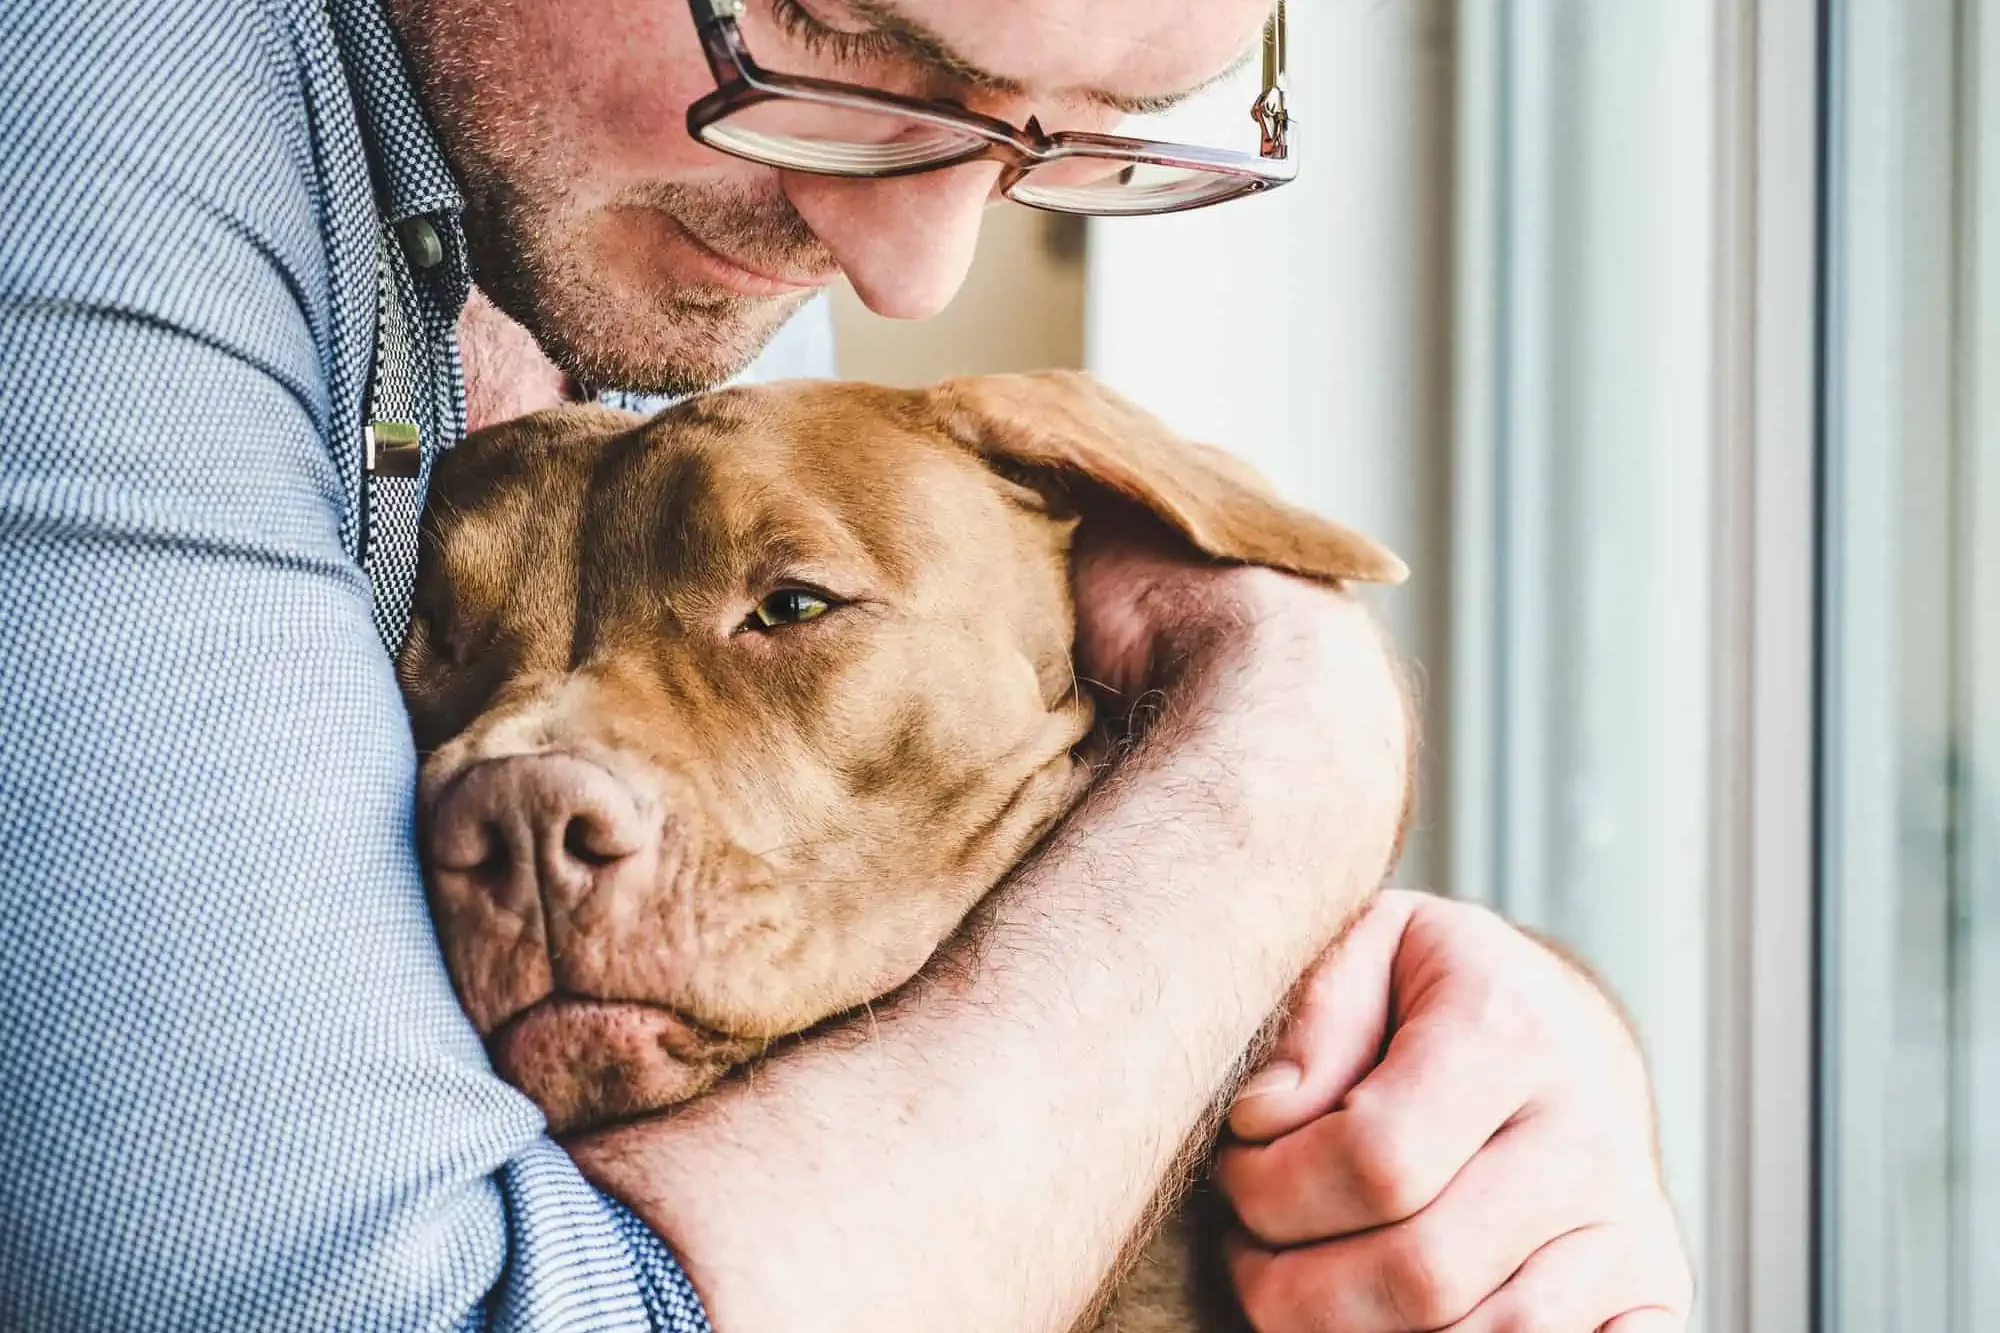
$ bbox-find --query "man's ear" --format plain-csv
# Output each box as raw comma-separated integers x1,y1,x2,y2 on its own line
924,370,1407,586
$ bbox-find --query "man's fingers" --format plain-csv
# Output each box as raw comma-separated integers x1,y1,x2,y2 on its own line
1220,1010,1539,1241
1224,1121,1596,1333
1442,1206,1692,1333
1228,889,1421,1144
1599,1312,1686,1333
1221,897,1555,1237
1599,1314,1685,1333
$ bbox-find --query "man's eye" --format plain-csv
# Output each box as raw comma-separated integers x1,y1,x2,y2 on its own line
747,588,834,630
769,0,900,64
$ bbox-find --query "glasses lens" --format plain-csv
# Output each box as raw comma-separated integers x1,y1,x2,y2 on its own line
699,95,991,175
1008,156,1263,215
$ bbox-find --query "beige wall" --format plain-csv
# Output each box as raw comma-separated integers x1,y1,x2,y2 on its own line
829,207,1086,385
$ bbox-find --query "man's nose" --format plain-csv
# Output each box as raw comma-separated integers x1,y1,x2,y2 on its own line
788,159,1002,320
423,753,660,1029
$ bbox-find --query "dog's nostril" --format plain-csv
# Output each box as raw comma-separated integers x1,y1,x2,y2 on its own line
561,814,630,868
428,798,512,875
473,822,513,877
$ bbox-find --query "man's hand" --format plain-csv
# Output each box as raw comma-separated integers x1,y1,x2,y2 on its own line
1218,890,1694,1333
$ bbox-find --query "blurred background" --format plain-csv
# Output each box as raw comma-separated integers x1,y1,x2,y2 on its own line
829,2,1994,1332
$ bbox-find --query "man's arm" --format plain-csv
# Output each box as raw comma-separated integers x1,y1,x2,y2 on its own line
573,562,1415,1333
0,5,702,1327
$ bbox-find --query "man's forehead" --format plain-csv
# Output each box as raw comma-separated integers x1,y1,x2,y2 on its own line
853,0,1272,115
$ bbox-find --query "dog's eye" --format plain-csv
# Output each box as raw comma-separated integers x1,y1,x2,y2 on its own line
747,588,833,630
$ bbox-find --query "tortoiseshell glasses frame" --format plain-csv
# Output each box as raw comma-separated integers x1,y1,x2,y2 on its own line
683,0,1295,217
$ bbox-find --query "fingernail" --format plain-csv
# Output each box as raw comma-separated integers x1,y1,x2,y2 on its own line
1236,1061,1301,1101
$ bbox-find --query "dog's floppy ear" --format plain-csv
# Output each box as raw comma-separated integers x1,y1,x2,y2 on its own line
926,370,1407,586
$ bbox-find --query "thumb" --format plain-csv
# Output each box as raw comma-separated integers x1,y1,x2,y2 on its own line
1227,889,1421,1143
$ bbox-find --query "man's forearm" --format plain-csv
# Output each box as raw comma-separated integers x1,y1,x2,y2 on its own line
570,586,1411,1333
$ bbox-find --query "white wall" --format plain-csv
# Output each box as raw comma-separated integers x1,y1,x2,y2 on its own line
830,207,1084,385
1084,0,1457,890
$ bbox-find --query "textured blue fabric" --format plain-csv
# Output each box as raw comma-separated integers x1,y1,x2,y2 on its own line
0,0,826,1327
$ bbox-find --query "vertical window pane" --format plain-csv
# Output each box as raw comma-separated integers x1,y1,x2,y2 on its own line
1968,5,2000,1312
1821,0,1999,1328
1450,1,1720,1315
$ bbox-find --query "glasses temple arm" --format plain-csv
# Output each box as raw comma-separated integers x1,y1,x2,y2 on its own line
1263,0,1287,91
1253,0,1289,156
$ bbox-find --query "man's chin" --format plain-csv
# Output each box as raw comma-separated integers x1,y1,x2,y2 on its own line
515,281,814,401
460,175,836,398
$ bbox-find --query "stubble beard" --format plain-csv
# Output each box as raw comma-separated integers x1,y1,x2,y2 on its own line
395,0,834,398
461,175,825,399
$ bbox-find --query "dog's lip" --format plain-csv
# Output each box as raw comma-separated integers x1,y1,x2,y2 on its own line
488,993,751,1063
489,994,765,1132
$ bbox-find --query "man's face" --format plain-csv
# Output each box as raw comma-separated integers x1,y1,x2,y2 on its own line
389,0,1270,396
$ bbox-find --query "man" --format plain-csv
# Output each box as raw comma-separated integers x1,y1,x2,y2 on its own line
0,0,1691,1330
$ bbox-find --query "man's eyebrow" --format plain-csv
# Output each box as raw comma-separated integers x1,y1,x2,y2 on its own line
839,0,1261,116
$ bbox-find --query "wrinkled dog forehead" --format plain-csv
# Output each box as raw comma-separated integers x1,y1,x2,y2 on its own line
485,395,1078,687
402,383,1086,749
593,390,1003,595
411,389,913,613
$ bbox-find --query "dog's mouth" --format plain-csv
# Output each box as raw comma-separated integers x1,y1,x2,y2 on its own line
488,994,763,1134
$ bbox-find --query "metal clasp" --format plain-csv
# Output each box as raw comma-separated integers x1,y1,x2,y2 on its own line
364,421,422,478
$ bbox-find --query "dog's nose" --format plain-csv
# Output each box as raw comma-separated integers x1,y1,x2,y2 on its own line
426,752,656,930
428,752,650,881
424,753,661,1031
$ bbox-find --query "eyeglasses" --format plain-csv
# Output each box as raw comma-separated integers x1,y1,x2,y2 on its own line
684,0,1294,217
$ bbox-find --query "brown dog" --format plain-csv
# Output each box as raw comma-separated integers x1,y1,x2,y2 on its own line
398,371,1406,1329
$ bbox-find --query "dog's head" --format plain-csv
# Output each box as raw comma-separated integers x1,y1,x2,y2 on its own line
400,372,1402,1131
